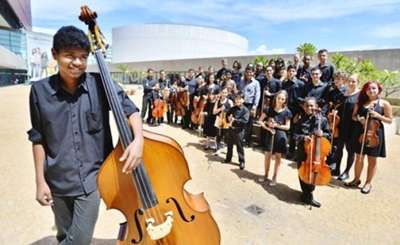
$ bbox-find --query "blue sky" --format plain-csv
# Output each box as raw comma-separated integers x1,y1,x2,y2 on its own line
32,0,400,54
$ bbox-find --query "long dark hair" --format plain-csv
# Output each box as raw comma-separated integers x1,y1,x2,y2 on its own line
357,81,383,108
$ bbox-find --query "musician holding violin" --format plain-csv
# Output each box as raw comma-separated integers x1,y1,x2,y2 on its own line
258,90,292,186
28,26,144,244
334,74,361,181
213,88,233,154
345,81,393,194
324,71,347,175
293,97,331,208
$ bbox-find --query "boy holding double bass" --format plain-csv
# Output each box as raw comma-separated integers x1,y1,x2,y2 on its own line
28,26,144,244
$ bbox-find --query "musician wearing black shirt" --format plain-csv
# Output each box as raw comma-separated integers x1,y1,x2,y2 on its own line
224,93,250,170
317,49,335,84
296,55,312,84
294,97,331,208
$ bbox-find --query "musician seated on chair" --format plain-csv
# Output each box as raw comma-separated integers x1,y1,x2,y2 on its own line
293,97,331,208
27,26,144,245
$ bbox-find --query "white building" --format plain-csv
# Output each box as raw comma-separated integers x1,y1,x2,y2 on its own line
112,24,248,63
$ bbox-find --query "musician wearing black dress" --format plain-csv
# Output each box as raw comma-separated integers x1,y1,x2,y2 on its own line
336,74,361,180
345,81,393,194
293,97,331,208
258,91,292,186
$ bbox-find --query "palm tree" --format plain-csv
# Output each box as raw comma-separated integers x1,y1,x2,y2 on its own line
296,43,317,57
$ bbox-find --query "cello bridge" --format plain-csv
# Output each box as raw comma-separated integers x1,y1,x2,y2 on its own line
145,211,174,240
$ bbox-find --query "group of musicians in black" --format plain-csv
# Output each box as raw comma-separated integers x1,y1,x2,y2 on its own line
141,49,393,208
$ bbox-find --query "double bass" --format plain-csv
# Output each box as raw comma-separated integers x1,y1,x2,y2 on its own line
79,6,220,244
298,109,332,186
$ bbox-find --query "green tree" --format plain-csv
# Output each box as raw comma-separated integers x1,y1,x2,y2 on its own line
331,53,400,98
296,43,317,57
253,56,269,66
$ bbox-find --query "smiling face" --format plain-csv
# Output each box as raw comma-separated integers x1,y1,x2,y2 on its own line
275,92,287,107
52,48,88,83
366,82,380,99
347,74,359,91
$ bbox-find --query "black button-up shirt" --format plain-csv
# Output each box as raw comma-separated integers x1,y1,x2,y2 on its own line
226,104,250,131
293,114,331,162
318,63,335,83
142,77,157,97
281,78,305,114
27,73,139,197
302,82,330,108
296,65,312,84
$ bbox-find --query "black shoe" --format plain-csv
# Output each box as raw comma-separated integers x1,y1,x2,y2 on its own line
309,199,321,208
223,159,231,163
338,172,349,181
344,180,361,188
361,184,372,194
239,162,245,170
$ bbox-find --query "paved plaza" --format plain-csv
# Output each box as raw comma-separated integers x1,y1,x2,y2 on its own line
1,85,399,245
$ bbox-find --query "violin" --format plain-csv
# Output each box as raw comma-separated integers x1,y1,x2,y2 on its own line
214,96,229,129
358,106,380,148
298,109,332,186
80,6,220,244
327,102,341,146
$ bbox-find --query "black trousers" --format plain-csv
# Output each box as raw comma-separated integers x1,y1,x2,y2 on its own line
297,162,315,201
182,95,194,128
243,103,254,145
226,129,245,163
216,128,226,148
141,95,153,123
328,137,355,174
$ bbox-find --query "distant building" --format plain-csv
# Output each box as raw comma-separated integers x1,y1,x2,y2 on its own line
0,0,31,85
112,24,249,63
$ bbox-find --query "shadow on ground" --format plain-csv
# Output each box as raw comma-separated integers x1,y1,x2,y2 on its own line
230,168,303,206
30,236,115,245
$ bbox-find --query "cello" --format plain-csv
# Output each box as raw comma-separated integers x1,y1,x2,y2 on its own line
298,109,332,186
151,83,165,125
79,6,220,245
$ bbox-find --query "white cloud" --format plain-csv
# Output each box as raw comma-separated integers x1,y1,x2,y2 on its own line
371,22,400,38
249,45,286,55
249,44,268,54
265,48,286,55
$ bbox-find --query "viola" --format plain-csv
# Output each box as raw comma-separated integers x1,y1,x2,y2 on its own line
80,6,220,244
298,110,332,186
358,108,380,148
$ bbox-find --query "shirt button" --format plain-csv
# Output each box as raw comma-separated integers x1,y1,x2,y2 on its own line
74,131,78,135
72,114,76,118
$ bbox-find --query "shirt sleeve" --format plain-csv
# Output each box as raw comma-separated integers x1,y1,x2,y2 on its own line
27,86,44,144
115,82,140,117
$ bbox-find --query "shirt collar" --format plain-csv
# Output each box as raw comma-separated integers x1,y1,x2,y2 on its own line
50,73,88,96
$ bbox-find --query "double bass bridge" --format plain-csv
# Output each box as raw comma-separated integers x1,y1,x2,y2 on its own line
145,211,174,240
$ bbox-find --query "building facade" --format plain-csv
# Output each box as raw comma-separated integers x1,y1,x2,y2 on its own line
112,24,249,63
0,0,31,86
